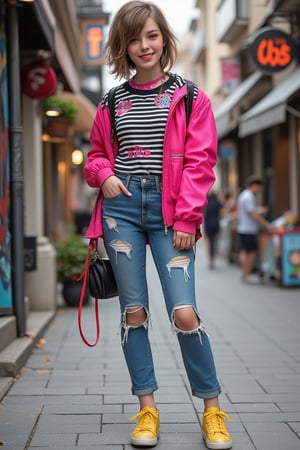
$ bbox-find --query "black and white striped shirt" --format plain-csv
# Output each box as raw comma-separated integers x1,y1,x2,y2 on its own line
102,74,186,175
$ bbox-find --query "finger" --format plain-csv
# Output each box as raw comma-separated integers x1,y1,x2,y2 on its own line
119,182,132,197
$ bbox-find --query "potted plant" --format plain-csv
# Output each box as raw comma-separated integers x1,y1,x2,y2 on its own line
42,95,80,137
55,234,90,306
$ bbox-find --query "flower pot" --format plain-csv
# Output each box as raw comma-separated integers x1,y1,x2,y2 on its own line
45,117,72,138
62,279,90,307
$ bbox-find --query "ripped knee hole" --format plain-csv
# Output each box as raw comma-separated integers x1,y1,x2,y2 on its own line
126,306,146,326
173,306,200,331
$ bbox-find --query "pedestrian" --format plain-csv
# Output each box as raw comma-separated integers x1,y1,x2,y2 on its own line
204,191,223,269
84,2,232,449
237,175,273,284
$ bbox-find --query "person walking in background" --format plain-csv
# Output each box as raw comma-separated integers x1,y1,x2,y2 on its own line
84,2,232,449
204,191,223,269
237,175,273,284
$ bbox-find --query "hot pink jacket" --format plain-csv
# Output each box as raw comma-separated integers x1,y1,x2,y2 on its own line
84,82,217,239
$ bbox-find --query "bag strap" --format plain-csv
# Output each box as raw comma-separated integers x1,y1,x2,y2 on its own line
108,86,117,147
184,79,195,127
77,238,100,347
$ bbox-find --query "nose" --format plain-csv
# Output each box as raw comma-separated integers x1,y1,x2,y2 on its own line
140,37,149,50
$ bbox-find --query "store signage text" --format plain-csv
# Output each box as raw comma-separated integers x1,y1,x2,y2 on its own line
248,27,296,74
21,62,57,99
80,17,108,66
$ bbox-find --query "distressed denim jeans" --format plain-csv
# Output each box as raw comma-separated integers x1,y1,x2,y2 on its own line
102,173,221,399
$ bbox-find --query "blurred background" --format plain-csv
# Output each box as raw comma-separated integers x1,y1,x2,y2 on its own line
0,0,300,355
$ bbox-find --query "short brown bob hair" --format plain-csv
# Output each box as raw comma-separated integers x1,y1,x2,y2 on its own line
104,1,178,80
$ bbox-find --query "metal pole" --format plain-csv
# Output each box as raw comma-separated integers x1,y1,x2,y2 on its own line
6,1,26,336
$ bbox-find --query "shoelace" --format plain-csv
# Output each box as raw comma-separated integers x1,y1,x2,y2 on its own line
204,410,232,436
130,408,158,432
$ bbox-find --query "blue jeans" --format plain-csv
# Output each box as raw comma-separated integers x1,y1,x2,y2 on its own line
102,173,221,399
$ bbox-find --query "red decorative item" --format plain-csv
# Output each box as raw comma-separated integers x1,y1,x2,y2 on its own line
21,62,57,99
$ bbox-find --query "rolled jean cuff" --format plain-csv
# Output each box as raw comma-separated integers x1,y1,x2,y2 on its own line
192,385,222,399
132,381,158,397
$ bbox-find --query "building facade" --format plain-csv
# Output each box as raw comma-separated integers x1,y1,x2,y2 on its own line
0,0,96,354
186,0,300,221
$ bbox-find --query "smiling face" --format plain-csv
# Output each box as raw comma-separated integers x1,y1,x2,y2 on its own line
289,251,300,266
126,17,164,80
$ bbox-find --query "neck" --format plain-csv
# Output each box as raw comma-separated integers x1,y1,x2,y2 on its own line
133,69,165,84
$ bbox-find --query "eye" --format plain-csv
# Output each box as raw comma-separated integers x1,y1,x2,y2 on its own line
149,33,159,39
129,37,139,44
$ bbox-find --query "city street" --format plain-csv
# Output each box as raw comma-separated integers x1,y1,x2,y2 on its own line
0,242,300,450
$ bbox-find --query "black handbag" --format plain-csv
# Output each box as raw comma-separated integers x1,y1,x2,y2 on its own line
89,254,118,299
78,238,118,347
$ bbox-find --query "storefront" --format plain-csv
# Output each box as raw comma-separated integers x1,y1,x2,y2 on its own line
214,71,272,196
239,67,300,219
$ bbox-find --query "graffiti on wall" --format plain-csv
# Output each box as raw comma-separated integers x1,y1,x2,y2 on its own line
0,34,12,312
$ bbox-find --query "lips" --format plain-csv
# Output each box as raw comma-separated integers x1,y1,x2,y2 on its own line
140,53,153,61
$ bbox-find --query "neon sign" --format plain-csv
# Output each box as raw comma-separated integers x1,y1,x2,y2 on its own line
80,17,108,66
248,27,296,74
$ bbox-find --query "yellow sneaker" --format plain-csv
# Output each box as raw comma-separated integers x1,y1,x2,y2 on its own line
202,407,232,449
130,406,160,447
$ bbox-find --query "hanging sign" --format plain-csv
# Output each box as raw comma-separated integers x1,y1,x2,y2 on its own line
221,57,241,95
219,140,237,161
21,62,57,99
80,16,109,66
248,27,296,74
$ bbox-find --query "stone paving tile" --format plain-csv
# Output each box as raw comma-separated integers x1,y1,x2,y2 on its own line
28,447,122,450
244,421,293,432
228,393,300,403
289,422,300,432
0,430,33,447
78,429,131,446
0,445,25,450
230,403,280,413
43,403,120,415
249,430,300,450
239,412,300,423
33,413,101,435
29,433,77,447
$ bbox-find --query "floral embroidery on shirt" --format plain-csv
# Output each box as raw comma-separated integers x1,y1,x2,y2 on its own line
116,100,132,116
154,93,171,108
127,146,151,158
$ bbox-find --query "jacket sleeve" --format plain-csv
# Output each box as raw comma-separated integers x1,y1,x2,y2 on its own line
83,104,115,188
173,90,217,235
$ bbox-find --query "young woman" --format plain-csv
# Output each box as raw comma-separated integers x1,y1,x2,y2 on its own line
84,2,232,448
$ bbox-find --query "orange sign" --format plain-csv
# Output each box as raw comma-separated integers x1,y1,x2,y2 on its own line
80,17,108,66
248,27,296,74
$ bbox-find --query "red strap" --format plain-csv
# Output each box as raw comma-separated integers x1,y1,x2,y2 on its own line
77,239,100,347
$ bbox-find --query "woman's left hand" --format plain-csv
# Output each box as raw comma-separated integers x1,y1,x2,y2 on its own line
173,230,195,251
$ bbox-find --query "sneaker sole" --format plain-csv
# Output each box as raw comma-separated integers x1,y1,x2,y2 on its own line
202,432,232,450
131,434,158,447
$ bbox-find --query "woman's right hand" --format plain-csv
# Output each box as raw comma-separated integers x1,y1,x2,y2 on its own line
102,175,132,198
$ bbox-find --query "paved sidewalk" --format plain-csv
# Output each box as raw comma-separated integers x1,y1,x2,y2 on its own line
0,242,300,449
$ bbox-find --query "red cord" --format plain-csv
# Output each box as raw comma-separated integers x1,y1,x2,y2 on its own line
77,239,100,347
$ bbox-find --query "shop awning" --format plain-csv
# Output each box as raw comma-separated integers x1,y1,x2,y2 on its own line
56,91,97,134
239,67,300,137
214,72,263,139
19,1,55,51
